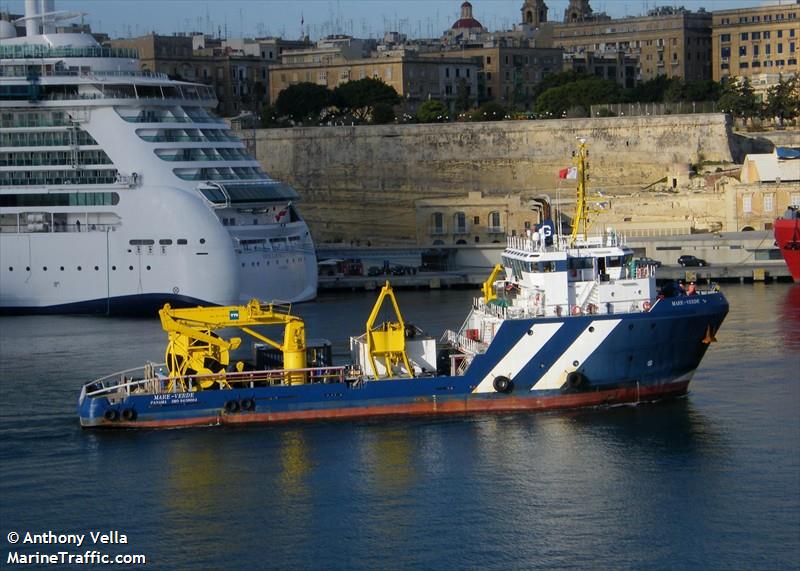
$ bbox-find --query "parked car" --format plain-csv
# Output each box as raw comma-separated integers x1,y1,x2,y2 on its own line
678,255,708,267
637,257,663,268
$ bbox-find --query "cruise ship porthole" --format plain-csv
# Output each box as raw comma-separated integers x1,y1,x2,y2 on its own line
112,266,116,271
26,266,30,271
8,267,12,272
60,266,64,271
199,238,206,244
77,266,82,271
146,266,151,270
94,266,99,271
129,266,134,271
43,267,47,271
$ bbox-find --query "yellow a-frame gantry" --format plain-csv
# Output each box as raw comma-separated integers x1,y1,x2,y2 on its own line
365,282,414,379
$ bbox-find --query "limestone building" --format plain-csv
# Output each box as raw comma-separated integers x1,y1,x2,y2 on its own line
727,149,800,232
711,1,799,83
550,3,713,82
415,192,544,246
111,34,310,116
422,45,562,104
269,51,480,107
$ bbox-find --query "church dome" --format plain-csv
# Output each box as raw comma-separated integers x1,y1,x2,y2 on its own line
451,1,483,29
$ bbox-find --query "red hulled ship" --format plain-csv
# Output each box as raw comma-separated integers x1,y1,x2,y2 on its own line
775,206,800,282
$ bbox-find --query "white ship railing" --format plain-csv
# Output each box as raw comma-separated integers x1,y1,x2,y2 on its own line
441,329,488,355
82,363,353,399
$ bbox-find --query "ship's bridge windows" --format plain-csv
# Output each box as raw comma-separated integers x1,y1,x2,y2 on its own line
568,257,594,271
129,239,155,246
605,254,632,267
196,181,299,206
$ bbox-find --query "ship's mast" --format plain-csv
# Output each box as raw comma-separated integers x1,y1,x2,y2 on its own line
569,138,590,245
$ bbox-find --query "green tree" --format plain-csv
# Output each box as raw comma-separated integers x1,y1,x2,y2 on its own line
371,102,396,124
530,71,591,101
416,99,449,123
260,104,284,128
333,77,401,121
470,101,507,121
274,82,332,124
717,77,759,121
534,77,621,118
662,78,686,103
623,75,673,103
762,76,800,126
454,78,472,114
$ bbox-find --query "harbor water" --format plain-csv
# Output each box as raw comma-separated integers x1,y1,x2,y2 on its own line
1,284,798,570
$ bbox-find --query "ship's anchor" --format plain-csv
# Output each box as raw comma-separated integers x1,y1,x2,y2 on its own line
702,324,717,344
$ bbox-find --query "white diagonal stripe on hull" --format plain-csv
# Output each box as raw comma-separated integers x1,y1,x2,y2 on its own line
473,322,564,393
532,319,622,390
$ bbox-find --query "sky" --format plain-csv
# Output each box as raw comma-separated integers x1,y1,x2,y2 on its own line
2,0,779,40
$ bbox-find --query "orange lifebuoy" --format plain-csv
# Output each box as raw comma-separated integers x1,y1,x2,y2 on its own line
572,306,582,316
643,300,652,311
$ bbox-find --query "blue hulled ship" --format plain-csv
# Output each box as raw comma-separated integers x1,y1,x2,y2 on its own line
78,140,728,429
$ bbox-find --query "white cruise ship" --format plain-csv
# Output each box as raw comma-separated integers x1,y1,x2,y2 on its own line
0,1,317,314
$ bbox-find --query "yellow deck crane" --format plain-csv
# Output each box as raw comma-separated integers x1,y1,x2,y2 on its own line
482,263,505,304
159,299,307,391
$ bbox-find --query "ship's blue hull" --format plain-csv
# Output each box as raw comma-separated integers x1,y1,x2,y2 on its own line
79,293,728,428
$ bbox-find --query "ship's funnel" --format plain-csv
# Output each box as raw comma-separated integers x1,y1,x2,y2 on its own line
40,0,55,34
24,0,39,36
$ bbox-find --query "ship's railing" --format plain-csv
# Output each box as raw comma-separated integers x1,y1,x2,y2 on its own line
441,329,488,355
82,363,354,398
506,231,629,253
0,46,140,59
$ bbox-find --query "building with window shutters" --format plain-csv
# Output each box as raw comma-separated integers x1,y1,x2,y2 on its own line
711,1,799,83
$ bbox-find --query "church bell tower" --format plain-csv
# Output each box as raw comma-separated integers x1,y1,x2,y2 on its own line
521,0,548,27
564,0,593,23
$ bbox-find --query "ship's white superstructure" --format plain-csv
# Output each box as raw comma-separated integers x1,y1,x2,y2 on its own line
0,2,317,313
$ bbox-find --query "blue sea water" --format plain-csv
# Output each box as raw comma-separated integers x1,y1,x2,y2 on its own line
0,283,798,570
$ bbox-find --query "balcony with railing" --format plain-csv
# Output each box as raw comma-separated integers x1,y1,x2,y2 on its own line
0,45,139,60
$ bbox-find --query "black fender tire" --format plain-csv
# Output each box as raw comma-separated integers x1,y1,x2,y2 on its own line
104,409,119,422
566,371,587,390
224,400,240,413
240,399,255,411
493,375,513,393
121,408,137,422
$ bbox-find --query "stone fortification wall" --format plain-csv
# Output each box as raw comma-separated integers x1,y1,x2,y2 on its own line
246,114,738,245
